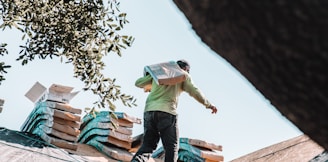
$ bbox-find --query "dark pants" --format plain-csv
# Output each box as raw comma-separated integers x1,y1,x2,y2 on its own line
131,111,179,162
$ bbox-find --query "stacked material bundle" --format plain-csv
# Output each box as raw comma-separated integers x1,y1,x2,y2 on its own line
21,82,81,150
21,101,82,150
152,138,224,162
0,99,3,113
78,111,142,161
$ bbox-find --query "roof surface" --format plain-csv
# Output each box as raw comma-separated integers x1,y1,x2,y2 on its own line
0,127,114,162
231,135,324,162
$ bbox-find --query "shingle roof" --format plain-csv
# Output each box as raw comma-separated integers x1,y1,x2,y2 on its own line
0,127,114,162
231,135,324,162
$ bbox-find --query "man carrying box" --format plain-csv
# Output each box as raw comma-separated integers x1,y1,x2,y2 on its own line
132,59,218,162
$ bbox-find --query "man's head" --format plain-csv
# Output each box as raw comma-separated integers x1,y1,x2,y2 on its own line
177,59,190,73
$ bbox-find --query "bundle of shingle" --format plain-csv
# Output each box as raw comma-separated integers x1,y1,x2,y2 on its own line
152,138,224,162
78,111,143,161
21,101,82,150
21,82,81,150
0,98,4,113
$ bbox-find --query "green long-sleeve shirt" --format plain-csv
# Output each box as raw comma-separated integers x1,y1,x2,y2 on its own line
135,73,213,115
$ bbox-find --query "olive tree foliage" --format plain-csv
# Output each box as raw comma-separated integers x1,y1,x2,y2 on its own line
0,43,10,84
0,0,137,111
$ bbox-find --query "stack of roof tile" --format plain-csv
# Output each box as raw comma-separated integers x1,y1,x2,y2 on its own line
0,99,3,113
21,82,81,151
152,138,224,162
78,111,142,161
20,101,82,150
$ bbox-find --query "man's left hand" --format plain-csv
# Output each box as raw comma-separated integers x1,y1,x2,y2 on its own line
209,105,218,114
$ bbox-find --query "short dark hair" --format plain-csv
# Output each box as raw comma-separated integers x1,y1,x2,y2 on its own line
177,60,190,69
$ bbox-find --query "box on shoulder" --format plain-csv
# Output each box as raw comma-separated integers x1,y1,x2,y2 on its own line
144,61,186,85
25,82,79,104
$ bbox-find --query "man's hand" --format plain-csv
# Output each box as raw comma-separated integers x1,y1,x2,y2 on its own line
143,84,152,93
209,105,218,114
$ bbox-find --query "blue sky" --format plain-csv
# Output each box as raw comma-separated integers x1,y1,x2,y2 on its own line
0,1,302,161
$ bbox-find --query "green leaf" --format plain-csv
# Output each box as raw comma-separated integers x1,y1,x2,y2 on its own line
0,0,137,110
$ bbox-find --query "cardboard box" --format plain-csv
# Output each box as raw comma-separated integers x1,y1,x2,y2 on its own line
144,61,186,85
25,82,79,104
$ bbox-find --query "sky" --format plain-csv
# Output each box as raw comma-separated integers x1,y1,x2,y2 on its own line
0,1,303,161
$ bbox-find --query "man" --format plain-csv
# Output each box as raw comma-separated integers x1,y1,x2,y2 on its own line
132,60,218,162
